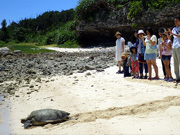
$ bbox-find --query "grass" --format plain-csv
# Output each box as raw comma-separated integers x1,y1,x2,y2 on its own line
12,44,56,54
2,43,56,54
0,41,80,54
57,40,80,48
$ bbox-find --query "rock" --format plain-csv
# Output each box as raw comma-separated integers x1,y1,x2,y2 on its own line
96,68,104,72
85,65,95,70
45,80,50,83
86,72,91,76
27,69,36,74
36,78,42,83
29,85,34,88
0,47,10,53
0,78,3,83
9,91,15,95
27,92,32,94
13,50,21,53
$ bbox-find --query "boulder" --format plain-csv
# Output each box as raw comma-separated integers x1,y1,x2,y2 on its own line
0,47,10,53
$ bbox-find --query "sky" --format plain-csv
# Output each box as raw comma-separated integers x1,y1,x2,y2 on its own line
0,0,79,26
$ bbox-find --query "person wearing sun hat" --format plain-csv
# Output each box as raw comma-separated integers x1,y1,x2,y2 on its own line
121,52,131,77
136,29,148,79
114,31,125,74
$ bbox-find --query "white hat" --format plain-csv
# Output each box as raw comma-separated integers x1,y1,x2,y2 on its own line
138,30,145,35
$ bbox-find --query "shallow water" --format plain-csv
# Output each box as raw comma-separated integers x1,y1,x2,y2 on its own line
0,96,11,135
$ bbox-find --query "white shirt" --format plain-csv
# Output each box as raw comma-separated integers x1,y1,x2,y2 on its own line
115,37,125,61
172,26,180,49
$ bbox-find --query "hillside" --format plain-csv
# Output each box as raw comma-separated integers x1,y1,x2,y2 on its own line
76,0,180,46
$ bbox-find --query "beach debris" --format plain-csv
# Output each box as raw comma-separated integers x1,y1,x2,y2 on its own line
21,109,71,129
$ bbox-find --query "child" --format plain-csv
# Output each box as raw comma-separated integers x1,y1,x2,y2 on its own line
115,31,125,74
160,32,173,82
121,52,131,77
130,46,139,79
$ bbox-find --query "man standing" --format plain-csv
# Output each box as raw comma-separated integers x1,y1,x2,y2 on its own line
169,16,180,82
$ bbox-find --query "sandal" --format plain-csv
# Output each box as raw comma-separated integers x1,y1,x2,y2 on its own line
132,76,136,79
152,77,160,80
147,77,152,80
173,80,180,83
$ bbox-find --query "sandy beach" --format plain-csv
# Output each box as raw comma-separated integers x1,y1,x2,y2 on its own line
1,48,180,135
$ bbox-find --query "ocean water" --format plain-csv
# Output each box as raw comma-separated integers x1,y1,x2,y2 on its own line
0,96,11,135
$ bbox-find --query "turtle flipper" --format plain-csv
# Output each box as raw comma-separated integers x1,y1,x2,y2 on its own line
24,120,32,129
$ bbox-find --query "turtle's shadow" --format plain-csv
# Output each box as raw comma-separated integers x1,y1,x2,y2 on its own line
23,119,67,129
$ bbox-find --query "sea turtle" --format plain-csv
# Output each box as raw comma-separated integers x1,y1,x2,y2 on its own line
21,109,71,129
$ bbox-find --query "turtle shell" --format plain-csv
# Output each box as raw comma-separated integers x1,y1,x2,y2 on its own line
21,109,70,128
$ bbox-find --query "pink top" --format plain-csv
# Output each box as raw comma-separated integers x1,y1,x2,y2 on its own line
161,39,172,56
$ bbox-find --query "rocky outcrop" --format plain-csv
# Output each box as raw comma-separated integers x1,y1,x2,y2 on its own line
0,48,116,97
76,1,180,46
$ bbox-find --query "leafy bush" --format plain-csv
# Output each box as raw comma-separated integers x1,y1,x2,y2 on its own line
57,40,80,48
34,21,77,46
76,0,94,19
127,1,142,20
0,40,5,47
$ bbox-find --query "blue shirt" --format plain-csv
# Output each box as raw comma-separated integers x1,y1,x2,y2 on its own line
136,39,146,54
172,26,180,49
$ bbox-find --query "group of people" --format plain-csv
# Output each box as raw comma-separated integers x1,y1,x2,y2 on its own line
115,16,180,82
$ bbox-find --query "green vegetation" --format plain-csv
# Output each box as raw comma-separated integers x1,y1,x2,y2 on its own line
127,1,142,20
34,21,77,45
57,40,80,48
10,43,55,54
0,9,77,48
76,0,180,20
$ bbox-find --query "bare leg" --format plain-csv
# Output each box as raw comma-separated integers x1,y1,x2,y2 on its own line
118,61,122,71
146,60,152,79
151,59,159,78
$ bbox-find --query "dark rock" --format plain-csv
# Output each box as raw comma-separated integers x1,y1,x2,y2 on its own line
96,68,105,72
85,65,96,70
86,72,92,76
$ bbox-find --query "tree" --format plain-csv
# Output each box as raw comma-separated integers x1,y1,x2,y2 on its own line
0,19,8,42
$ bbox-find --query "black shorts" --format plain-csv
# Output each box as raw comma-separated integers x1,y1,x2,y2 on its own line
162,55,171,61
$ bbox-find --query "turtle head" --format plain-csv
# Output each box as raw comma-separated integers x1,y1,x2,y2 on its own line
21,118,27,123
24,120,32,129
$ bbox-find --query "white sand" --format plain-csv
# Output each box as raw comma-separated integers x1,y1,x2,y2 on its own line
1,48,180,134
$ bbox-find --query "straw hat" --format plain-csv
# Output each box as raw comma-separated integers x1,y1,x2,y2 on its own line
115,31,122,36
138,30,145,35
121,52,128,58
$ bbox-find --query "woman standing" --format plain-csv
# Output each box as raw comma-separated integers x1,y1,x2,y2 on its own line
137,30,148,79
160,33,173,81
142,27,159,80
115,31,125,74
132,30,139,45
